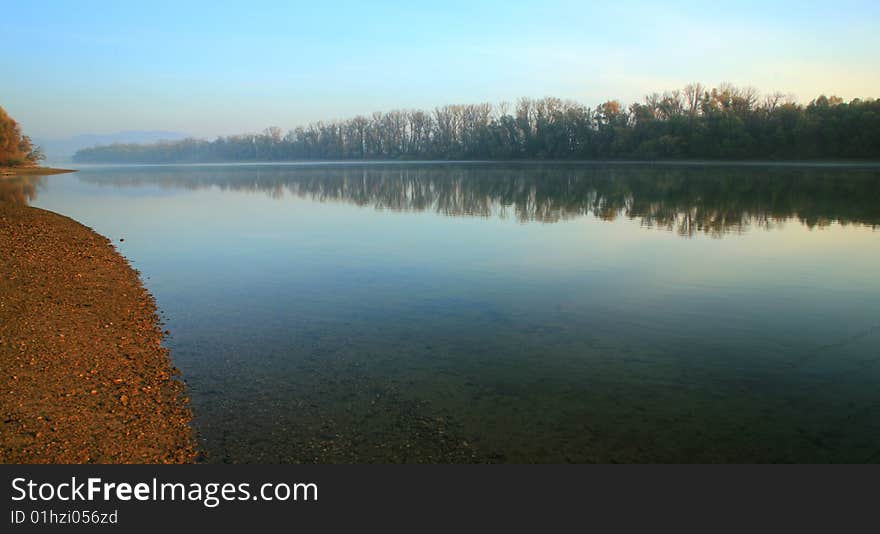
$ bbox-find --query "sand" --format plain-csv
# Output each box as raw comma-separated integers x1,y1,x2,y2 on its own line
0,202,195,463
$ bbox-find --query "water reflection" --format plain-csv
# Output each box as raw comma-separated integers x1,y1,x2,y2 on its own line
0,174,44,205
17,163,880,462
76,163,880,237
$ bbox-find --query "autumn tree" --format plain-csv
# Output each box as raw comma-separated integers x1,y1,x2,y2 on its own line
0,106,44,167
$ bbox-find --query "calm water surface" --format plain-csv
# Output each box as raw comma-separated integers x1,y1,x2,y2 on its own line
11,162,880,462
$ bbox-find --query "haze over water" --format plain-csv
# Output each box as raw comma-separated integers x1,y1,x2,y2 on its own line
15,162,880,462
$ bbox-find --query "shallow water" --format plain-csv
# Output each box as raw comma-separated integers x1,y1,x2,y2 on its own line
17,162,880,462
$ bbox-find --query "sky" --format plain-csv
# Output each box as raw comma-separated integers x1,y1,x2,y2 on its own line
2,0,879,139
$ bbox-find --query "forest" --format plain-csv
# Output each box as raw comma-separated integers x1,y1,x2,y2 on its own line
0,106,43,167
73,84,880,163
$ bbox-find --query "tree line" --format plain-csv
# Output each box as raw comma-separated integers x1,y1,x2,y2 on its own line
73,84,880,163
0,106,43,167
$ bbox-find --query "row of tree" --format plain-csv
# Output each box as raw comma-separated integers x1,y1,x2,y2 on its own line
73,84,880,163
0,106,43,167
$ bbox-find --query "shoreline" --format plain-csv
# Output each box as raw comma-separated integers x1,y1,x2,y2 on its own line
0,202,196,463
66,159,880,168
0,167,77,176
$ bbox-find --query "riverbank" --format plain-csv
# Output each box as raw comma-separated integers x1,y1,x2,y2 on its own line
0,202,196,463
0,167,76,176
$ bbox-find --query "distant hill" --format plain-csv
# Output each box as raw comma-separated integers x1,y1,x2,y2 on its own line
35,131,187,162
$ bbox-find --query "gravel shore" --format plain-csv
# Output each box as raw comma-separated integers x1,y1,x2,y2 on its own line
0,202,196,463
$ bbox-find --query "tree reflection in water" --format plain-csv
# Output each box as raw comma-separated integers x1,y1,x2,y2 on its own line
75,163,880,237
0,174,44,206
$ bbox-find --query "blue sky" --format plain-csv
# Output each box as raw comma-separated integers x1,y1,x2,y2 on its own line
2,0,878,138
